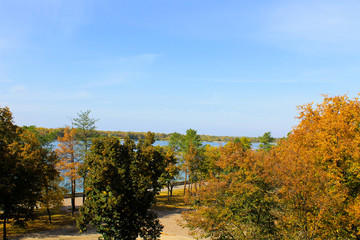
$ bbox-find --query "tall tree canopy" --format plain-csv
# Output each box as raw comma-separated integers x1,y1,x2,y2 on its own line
78,132,171,240
258,132,274,151
22,125,65,223
73,110,98,202
182,94,360,239
73,110,98,156
0,107,59,240
266,94,360,239
183,141,277,239
169,129,203,194
56,126,80,215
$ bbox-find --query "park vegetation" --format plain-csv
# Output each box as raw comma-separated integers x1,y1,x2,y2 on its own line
77,132,174,239
0,107,62,240
28,126,269,143
182,94,360,239
2,94,360,239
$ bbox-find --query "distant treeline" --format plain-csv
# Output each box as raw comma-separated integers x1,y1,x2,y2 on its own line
32,127,268,143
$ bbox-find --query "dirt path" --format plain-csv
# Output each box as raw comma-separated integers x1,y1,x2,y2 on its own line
15,196,195,240
15,209,194,240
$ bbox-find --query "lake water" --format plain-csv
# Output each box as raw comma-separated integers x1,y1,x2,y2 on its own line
53,140,261,149
127,140,260,149
53,140,260,192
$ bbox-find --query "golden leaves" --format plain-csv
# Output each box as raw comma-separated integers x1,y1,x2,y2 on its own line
56,127,81,181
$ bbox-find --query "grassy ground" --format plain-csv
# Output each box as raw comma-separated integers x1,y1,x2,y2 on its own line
0,208,77,239
154,188,191,210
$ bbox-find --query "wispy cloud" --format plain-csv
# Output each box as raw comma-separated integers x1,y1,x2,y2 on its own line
116,53,163,65
67,90,91,99
258,0,360,53
50,0,91,36
81,78,126,88
198,78,331,84
195,94,230,106
0,79,12,83
10,85,26,93
202,78,296,84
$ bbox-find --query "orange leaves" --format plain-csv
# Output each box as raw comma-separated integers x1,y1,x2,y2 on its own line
293,95,360,167
216,141,249,171
56,127,81,182
183,94,360,239
266,94,360,238
183,143,279,239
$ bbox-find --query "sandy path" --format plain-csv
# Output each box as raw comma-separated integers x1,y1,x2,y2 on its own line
16,195,195,240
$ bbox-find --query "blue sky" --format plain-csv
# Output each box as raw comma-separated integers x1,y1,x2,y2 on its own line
1,0,360,137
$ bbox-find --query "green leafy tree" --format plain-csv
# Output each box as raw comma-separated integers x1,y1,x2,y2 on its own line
169,129,203,195
234,137,252,150
22,125,66,223
73,110,99,202
159,148,179,201
22,125,56,148
0,107,59,240
258,132,274,151
38,173,67,224
78,132,170,240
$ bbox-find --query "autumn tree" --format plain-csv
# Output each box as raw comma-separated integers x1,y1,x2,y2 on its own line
265,94,360,239
182,141,278,239
73,110,98,202
22,125,66,223
56,126,80,216
0,107,59,240
201,144,221,180
77,132,171,240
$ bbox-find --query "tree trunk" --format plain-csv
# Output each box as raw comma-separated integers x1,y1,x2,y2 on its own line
167,182,170,202
183,170,187,195
82,175,86,204
70,145,76,216
82,149,87,204
170,184,174,197
46,207,52,224
3,213,7,240
71,179,76,216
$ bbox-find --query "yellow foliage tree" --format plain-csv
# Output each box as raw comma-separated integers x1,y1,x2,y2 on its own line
183,141,278,239
183,95,360,239
56,126,80,215
267,94,360,239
